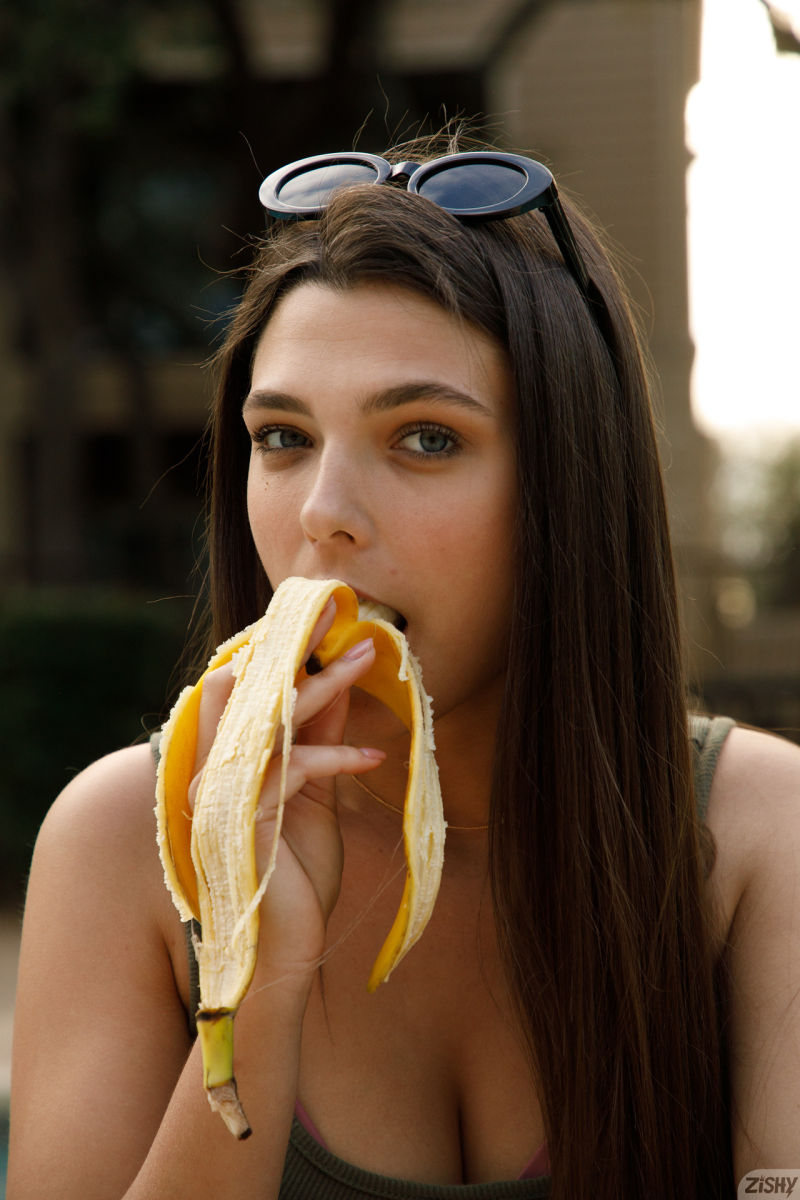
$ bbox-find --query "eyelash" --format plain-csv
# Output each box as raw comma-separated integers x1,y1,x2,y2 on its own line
394,422,461,458
250,425,310,454
248,421,462,459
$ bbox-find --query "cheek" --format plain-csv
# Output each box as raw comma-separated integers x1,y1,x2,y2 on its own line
465,480,517,631
457,472,517,571
406,477,515,603
413,481,516,631
246,464,285,573
245,466,265,550
246,459,265,514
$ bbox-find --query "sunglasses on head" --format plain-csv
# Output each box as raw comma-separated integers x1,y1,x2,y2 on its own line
258,149,617,367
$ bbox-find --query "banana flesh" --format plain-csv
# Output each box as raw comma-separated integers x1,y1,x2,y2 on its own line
155,577,445,1136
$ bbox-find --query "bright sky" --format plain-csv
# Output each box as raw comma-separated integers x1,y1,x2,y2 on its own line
686,0,800,449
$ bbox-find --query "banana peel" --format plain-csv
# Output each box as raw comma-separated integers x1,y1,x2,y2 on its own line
155,577,445,1136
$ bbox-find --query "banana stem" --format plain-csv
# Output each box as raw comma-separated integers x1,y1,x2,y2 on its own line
197,1010,252,1139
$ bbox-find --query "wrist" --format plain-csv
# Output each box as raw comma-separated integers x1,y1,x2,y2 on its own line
248,942,322,1007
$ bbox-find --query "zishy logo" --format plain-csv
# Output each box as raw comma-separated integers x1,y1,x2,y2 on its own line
738,1173,800,1196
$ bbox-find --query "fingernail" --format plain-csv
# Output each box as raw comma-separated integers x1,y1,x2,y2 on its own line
343,637,373,661
358,747,386,760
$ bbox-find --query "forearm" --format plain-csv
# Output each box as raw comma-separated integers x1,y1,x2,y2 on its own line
9,962,313,1200
123,972,312,1200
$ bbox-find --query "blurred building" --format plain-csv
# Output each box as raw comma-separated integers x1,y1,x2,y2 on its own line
0,0,728,693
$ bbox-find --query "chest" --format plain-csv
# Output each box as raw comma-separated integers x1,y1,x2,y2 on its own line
296,833,546,1185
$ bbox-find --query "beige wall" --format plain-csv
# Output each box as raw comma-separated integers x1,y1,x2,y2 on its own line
489,1,711,539
486,0,716,661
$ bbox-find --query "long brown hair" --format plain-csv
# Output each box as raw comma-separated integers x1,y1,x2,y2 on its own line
205,132,732,1197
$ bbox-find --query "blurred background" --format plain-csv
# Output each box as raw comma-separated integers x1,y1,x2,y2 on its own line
1,0,799,1176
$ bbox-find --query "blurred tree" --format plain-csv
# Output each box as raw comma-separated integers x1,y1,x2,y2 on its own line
759,439,800,609
2,0,141,583
2,0,236,589
717,439,800,613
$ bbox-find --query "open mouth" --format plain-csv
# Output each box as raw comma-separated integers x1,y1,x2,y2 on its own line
357,597,408,634
306,596,408,675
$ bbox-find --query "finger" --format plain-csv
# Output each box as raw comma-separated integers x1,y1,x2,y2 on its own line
193,664,235,779
192,600,336,770
302,687,351,752
293,637,376,736
262,743,386,815
301,596,337,672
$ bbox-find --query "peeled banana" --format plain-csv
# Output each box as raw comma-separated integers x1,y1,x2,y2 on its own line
155,576,445,1137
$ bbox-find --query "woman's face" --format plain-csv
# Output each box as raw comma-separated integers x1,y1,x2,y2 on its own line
243,281,517,721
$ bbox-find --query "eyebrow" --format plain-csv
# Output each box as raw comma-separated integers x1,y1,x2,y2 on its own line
243,382,493,418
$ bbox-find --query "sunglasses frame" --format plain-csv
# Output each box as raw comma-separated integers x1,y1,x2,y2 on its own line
259,150,617,372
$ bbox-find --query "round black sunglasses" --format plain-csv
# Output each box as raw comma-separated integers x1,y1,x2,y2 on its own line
258,149,618,371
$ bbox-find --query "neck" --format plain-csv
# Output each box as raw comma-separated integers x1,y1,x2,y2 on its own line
344,678,502,831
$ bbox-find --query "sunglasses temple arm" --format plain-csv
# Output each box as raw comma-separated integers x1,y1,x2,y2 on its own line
542,199,591,293
544,199,622,380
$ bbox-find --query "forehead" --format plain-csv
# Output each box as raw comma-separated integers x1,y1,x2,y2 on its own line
251,280,513,407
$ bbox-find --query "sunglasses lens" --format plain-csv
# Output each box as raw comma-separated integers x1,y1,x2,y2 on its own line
416,160,528,214
276,161,380,211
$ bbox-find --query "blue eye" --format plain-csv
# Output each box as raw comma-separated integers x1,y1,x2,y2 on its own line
417,430,450,453
253,426,310,451
397,424,459,457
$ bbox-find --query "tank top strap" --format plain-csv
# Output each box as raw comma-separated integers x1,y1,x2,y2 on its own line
688,713,736,823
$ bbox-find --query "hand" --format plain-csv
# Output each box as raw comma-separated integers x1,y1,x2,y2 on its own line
189,600,384,983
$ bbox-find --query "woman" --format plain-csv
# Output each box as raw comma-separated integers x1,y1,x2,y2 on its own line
9,133,800,1198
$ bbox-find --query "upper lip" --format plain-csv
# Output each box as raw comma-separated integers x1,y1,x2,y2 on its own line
304,576,375,602
306,578,406,627
333,582,382,606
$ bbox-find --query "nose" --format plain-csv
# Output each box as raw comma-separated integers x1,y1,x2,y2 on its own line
299,451,372,548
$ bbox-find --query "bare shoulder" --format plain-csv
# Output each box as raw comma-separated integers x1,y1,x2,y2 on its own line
704,724,800,1171
35,741,160,871
705,724,800,900
707,722,800,813
10,742,194,1193
20,738,186,988
24,737,189,981
26,742,176,933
